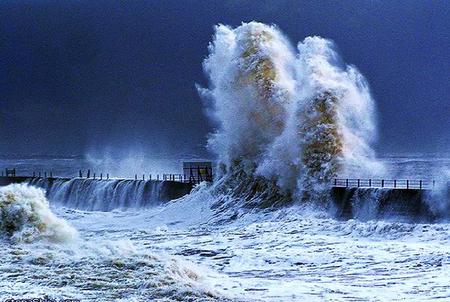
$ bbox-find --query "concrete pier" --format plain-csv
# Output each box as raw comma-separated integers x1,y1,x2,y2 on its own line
0,176,194,202
331,187,438,221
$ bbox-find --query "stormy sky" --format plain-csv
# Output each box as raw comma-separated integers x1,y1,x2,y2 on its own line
0,0,449,157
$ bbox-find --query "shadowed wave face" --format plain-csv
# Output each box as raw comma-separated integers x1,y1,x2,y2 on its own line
198,22,384,204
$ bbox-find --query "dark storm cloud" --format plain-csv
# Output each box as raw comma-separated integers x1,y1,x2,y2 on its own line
0,0,449,156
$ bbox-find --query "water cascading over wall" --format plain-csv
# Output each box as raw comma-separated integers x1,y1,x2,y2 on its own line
28,178,191,211
199,22,384,205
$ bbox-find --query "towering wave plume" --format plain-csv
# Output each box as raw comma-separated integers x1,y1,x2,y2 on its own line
293,37,384,200
200,22,296,172
199,22,383,205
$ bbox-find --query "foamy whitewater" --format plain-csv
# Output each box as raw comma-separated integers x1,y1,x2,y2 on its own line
1,22,450,301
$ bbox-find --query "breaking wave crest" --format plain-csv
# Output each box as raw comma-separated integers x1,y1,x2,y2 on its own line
199,22,384,205
0,184,77,243
0,185,229,300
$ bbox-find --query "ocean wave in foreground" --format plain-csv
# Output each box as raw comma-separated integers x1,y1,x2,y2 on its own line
0,184,77,243
0,185,233,301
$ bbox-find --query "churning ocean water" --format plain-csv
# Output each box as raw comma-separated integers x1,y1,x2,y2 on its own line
0,154,449,301
1,22,448,302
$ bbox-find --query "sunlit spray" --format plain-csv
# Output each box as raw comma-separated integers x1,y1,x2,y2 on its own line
199,22,296,174
0,184,77,243
199,22,383,204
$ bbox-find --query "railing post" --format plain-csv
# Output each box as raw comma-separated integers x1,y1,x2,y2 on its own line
100,173,103,180
143,174,145,181
93,173,96,179
107,173,109,180
406,180,409,189
334,179,337,186
87,170,90,178
79,170,82,178
381,179,384,188
369,179,372,187
394,180,396,188
357,179,360,187
44,172,47,178
39,172,41,178
33,171,36,177
346,179,349,187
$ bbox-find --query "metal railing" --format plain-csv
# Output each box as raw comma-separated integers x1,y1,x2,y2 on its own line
1,168,211,185
333,178,435,190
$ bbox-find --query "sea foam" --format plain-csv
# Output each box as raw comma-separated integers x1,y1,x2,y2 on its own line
0,184,77,243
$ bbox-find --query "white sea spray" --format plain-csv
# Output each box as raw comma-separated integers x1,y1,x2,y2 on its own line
199,22,384,203
0,184,77,243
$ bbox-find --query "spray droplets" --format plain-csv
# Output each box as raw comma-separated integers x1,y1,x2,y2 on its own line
199,22,384,202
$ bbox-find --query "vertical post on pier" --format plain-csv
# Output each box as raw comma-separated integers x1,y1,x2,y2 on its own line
93,173,96,179
44,172,47,178
143,174,145,181
100,173,103,180
135,174,137,180
345,179,349,187
334,179,337,186
420,180,423,190
107,173,109,180
357,179,360,187
79,170,82,178
87,170,90,178
149,174,152,180
39,172,41,178
157,174,159,181
198,166,203,184
394,180,397,188
50,172,53,178
406,180,409,189
433,180,435,188
381,179,384,188
33,171,36,177
369,179,372,187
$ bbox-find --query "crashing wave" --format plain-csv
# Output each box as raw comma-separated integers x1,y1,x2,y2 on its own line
199,22,384,205
0,184,77,243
